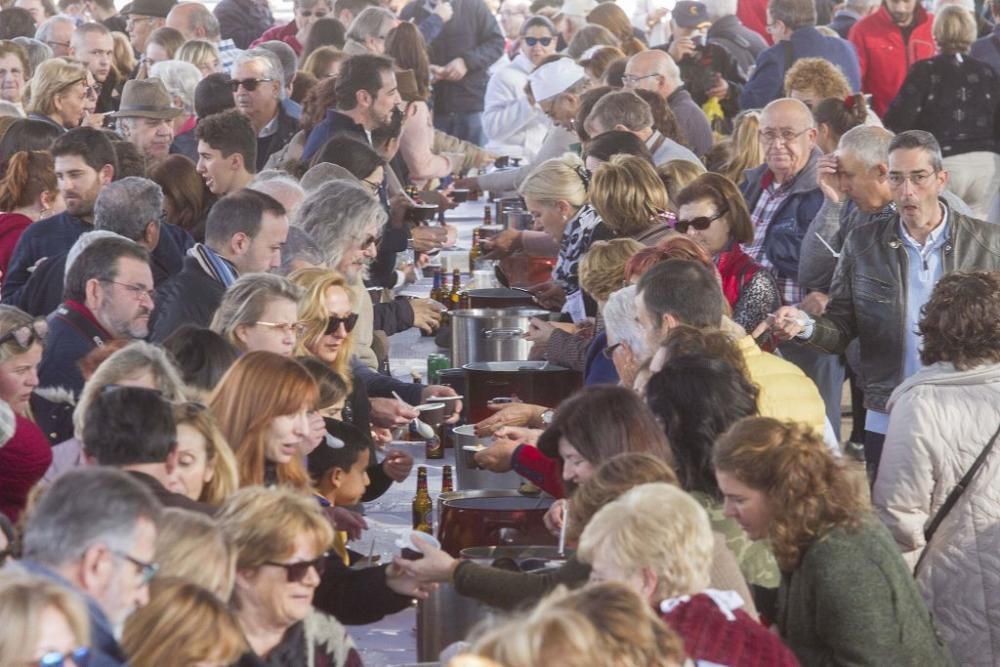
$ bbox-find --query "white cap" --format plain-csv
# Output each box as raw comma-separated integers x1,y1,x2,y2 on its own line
529,58,587,102
560,0,597,17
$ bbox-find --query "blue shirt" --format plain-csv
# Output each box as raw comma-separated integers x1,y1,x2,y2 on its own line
866,209,950,434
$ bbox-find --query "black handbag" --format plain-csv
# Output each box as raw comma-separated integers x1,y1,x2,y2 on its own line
914,421,1000,574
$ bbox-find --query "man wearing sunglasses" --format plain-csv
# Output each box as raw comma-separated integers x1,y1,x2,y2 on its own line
231,50,299,172
18,467,162,667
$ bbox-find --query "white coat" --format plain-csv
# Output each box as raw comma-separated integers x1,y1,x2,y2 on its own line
482,53,550,162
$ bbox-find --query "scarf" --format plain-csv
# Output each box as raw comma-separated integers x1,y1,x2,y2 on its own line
188,243,238,288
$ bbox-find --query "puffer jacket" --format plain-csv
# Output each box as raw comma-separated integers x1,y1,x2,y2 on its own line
807,207,1000,411
482,53,550,162
874,361,1000,666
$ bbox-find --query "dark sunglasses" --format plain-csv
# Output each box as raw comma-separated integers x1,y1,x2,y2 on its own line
524,36,553,47
263,552,329,583
674,207,728,234
230,77,274,92
38,648,90,667
0,320,47,349
325,313,359,335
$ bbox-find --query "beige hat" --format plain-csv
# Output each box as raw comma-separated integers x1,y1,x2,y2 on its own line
528,58,587,102
111,78,183,120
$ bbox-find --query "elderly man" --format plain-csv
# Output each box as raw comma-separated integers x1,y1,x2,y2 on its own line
740,0,861,110
624,48,715,157
585,89,700,165
230,49,298,172
71,22,121,114
769,130,1000,480
112,78,181,165
33,14,73,57
166,1,240,73
124,0,175,53
19,468,161,667
343,6,396,55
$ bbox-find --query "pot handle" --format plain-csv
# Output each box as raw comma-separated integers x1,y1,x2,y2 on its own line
483,328,525,339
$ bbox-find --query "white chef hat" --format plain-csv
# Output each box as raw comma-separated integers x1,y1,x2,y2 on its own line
529,58,587,102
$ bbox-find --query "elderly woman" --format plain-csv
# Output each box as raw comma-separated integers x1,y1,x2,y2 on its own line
24,57,92,132
343,6,395,55
602,284,647,388
578,483,798,665
874,272,1000,665
0,572,91,665
149,60,200,162
483,15,558,162
715,417,952,665
885,5,1000,218
674,173,779,334
0,41,29,115
211,273,304,357
251,0,334,55
216,486,363,665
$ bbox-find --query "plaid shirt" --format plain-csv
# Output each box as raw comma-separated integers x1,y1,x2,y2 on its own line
746,175,805,305
218,39,240,75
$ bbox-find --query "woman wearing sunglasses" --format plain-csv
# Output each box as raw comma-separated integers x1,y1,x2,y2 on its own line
217,486,363,666
0,306,52,522
673,172,779,335
482,15,558,163
0,571,91,667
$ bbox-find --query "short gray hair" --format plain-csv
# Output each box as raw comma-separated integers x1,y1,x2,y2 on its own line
256,41,297,90
586,90,652,136
149,60,200,113
34,15,74,44
10,37,51,74
701,0,738,20
64,230,126,281
838,125,893,169
347,6,395,41
889,130,944,172
234,49,285,95
295,180,386,278
210,273,303,347
94,177,163,243
603,284,647,358
22,467,162,568
249,172,306,216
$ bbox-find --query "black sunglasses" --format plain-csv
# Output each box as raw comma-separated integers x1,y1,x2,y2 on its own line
524,36,553,47
325,313,359,335
0,320,47,349
230,77,274,92
263,553,329,583
675,207,728,234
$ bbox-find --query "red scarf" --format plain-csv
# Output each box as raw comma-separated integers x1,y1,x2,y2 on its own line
717,245,760,307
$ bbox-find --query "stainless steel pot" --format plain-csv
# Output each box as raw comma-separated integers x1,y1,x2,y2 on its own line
450,307,549,367
451,425,525,491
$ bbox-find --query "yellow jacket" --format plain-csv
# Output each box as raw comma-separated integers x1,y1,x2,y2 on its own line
736,335,827,435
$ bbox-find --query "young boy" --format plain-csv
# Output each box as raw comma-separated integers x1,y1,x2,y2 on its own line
307,419,372,564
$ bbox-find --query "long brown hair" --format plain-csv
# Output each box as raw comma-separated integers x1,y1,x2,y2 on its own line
0,150,56,212
713,417,869,571
147,154,212,241
208,351,318,489
384,22,430,100
586,3,646,56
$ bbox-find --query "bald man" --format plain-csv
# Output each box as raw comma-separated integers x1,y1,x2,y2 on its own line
623,50,714,157
165,2,239,73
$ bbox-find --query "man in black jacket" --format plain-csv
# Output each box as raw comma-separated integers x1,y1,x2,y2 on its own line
400,0,505,145
150,188,288,342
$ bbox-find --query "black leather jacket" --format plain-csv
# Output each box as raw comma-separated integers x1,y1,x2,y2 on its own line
807,206,1000,411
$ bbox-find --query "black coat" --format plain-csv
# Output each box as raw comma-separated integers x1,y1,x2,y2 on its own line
706,14,768,82
257,104,300,172
214,0,275,49
149,255,227,342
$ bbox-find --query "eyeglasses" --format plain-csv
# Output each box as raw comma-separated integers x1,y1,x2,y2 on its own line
84,82,102,99
622,73,661,86
99,279,155,303
675,206,728,234
602,342,622,359
230,77,274,92
325,313,359,335
255,321,307,336
263,552,329,583
758,128,811,145
112,550,159,585
361,178,382,193
887,170,937,187
524,36,554,47
361,234,382,250
44,39,71,49
37,648,90,667
0,320,47,349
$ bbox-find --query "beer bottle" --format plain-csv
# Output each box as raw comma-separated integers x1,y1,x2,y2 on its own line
412,466,433,533
442,465,454,493
469,229,480,265
449,269,462,310
425,432,444,459
438,269,451,307
430,268,443,304
483,205,492,225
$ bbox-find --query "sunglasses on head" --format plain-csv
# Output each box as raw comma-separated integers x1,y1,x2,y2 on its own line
325,313,359,335
230,77,274,92
674,207,728,234
263,552,329,583
0,320,47,349
524,36,553,47
38,647,90,667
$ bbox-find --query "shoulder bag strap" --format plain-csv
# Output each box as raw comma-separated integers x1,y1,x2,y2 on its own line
915,421,1000,574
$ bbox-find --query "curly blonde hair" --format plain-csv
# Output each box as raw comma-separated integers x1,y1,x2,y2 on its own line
713,417,869,571
783,57,851,100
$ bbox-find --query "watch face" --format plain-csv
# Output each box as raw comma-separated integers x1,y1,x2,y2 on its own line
542,409,554,425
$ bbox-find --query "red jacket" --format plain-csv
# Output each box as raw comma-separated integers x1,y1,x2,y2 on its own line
848,6,935,116
0,416,52,522
511,444,564,498
0,213,32,290
250,20,303,55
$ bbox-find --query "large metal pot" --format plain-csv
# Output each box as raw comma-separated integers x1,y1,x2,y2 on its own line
450,307,549,367
463,361,582,424
437,489,555,558
451,425,524,491
464,287,537,309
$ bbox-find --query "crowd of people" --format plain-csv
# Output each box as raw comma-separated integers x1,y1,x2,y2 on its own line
0,0,999,663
